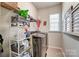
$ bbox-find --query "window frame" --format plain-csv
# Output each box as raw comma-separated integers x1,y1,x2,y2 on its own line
49,13,60,32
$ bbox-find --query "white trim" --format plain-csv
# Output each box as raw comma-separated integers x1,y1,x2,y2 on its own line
48,45,62,49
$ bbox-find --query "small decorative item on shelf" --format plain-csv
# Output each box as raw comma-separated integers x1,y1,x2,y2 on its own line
21,52,31,57
24,25,29,32
24,25,30,37
24,31,30,37
18,9,29,20
11,15,18,27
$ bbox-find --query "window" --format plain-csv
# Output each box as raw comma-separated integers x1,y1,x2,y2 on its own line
49,14,60,31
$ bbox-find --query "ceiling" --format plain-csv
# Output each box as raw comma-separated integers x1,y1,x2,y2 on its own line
32,2,61,9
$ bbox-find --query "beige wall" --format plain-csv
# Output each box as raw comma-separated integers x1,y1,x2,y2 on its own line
0,6,16,56
48,32,63,48
38,4,63,49
0,2,1,17
62,2,79,57
38,4,62,32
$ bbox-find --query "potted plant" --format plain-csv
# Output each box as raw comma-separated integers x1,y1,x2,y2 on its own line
18,9,29,20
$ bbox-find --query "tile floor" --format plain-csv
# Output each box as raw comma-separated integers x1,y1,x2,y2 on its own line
47,47,64,57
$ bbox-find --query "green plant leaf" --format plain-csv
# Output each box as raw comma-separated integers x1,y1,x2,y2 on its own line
18,9,29,19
